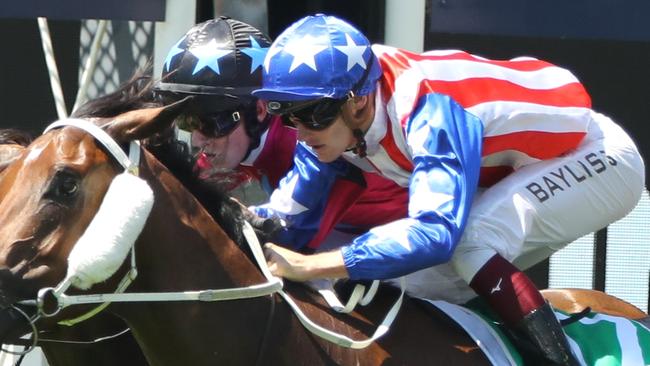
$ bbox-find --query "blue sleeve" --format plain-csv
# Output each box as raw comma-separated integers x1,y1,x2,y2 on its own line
252,143,348,250
341,93,483,280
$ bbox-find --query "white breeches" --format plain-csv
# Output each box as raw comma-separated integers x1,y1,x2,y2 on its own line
451,112,645,283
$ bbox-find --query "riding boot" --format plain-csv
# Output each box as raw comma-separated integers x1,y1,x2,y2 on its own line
514,301,581,366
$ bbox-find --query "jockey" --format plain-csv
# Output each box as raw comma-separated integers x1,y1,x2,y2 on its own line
252,14,645,365
154,16,409,245
153,16,293,191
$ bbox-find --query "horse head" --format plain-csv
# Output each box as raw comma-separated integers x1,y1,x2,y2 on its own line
0,99,189,341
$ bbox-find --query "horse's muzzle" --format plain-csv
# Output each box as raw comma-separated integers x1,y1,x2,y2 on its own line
0,306,32,344
0,269,34,343
0,269,19,309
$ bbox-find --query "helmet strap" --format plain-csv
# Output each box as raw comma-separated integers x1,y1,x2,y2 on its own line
341,93,372,158
351,128,367,158
241,109,271,161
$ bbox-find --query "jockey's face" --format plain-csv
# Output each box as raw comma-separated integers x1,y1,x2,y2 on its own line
191,121,250,171
292,93,375,163
294,114,355,163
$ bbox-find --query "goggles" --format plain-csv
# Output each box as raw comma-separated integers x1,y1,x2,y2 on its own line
267,98,347,130
176,110,242,138
155,92,253,137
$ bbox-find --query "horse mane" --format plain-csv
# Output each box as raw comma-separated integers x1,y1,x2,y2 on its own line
0,128,33,146
70,70,264,247
71,70,160,119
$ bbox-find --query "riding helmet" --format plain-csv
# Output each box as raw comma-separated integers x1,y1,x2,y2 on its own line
252,14,382,102
156,16,272,106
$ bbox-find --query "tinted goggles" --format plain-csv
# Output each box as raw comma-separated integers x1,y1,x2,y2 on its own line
176,110,242,138
267,98,347,130
155,92,252,137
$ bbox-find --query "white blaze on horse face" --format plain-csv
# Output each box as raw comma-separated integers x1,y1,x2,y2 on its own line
25,146,45,163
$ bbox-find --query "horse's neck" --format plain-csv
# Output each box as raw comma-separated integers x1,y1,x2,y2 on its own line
141,153,264,287
110,157,271,365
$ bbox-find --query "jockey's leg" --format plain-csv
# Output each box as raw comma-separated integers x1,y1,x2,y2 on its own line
451,113,644,365
469,253,579,365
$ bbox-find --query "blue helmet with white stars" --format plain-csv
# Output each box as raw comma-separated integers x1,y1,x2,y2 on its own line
253,14,382,102
155,16,271,104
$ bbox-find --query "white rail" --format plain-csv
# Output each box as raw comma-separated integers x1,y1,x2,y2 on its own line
37,17,68,119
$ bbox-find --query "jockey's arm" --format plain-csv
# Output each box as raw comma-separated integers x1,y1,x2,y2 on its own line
261,95,483,282
340,95,483,280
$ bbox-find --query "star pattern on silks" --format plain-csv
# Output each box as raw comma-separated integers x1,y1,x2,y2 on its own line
366,219,418,251
408,117,440,156
188,39,233,75
282,34,328,72
334,33,368,71
164,38,185,72
264,44,283,73
410,177,454,214
268,173,308,215
241,36,269,74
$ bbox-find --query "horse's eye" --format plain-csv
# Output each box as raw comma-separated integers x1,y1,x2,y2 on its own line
57,176,79,197
47,171,80,201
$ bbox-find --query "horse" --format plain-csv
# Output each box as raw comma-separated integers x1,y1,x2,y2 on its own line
0,82,646,365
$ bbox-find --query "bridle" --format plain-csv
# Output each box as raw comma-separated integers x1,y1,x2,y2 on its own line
11,118,404,357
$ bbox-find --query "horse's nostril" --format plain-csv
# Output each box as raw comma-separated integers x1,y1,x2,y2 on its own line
5,239,38,268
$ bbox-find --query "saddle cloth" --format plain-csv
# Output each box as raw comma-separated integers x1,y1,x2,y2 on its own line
426,299,650,366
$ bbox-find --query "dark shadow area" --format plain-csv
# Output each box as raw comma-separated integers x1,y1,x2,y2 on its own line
0,19,79,134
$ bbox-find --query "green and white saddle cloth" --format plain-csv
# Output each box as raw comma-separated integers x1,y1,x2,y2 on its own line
428,300,650,366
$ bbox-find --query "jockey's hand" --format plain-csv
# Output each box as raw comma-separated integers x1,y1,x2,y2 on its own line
231,198,282,241
263,243,349,282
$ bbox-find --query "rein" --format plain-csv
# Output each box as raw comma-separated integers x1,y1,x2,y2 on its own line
18,118,404,352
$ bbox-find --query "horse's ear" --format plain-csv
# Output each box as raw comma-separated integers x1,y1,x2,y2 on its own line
104,96,192,142
0,145,25,173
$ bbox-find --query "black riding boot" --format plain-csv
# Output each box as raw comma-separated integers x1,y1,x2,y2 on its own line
514,302,581,365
